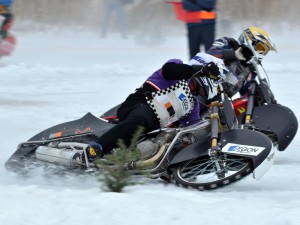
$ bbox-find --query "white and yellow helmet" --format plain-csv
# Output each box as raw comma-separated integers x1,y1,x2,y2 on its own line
239,27,277,56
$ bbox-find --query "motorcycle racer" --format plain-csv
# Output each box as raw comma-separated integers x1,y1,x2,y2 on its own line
84,53,228,162
207,27,277,97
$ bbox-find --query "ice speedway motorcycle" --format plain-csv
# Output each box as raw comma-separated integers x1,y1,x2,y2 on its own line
5,58,298,191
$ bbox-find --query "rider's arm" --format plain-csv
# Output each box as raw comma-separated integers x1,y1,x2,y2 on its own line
207,48,236,61
239,69,257,96
162,62,204,80
206,37,240,61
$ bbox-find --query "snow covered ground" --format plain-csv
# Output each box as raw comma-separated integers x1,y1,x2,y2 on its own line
0,30,300,225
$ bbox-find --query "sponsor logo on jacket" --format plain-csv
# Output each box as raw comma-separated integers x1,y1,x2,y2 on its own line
178,93,189,111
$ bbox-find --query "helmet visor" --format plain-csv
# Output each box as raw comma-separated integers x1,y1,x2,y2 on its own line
254,41,270,55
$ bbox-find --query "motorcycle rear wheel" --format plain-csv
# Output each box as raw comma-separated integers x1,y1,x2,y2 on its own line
172,155,253,190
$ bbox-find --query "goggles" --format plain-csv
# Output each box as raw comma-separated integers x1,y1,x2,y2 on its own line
253,40,270,55
244,29,271,56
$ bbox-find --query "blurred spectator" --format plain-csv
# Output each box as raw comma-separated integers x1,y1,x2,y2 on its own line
101,0,133,38
182,0,217,59
0,0,14,39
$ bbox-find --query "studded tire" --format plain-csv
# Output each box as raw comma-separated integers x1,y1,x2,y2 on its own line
172,155,253,191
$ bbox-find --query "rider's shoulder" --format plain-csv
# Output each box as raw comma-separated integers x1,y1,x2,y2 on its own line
165,59,183,65
212,37,237,49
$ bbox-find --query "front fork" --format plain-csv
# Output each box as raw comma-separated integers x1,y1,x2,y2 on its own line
209,101,226,177
244,82,257,127
210,101,222,153
208,83,257,177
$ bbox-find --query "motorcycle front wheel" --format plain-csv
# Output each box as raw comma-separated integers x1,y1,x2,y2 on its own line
172,155,253,190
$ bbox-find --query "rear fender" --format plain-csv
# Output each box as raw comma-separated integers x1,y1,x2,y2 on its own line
28,112,115,142
5,113,115,171
252,104,298,151
101,104,121,118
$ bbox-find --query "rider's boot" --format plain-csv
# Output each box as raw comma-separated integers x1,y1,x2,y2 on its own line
81,142,103,163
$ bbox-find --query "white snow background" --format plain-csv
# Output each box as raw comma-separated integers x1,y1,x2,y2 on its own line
0,30,300,225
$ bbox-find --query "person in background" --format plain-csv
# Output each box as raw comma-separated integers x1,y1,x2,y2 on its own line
206,26,277,97
182,0,217,59
101,0,132,39
83,53,228,162
0,0,14,39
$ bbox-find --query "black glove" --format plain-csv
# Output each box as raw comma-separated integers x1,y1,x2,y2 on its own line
235,44,254,62
228,38,240,50
201,62,220,80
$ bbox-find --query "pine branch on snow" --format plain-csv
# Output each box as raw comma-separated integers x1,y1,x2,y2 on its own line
95,126,149,192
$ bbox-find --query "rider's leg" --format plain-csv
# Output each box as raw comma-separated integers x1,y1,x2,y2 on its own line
97,103,159,156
